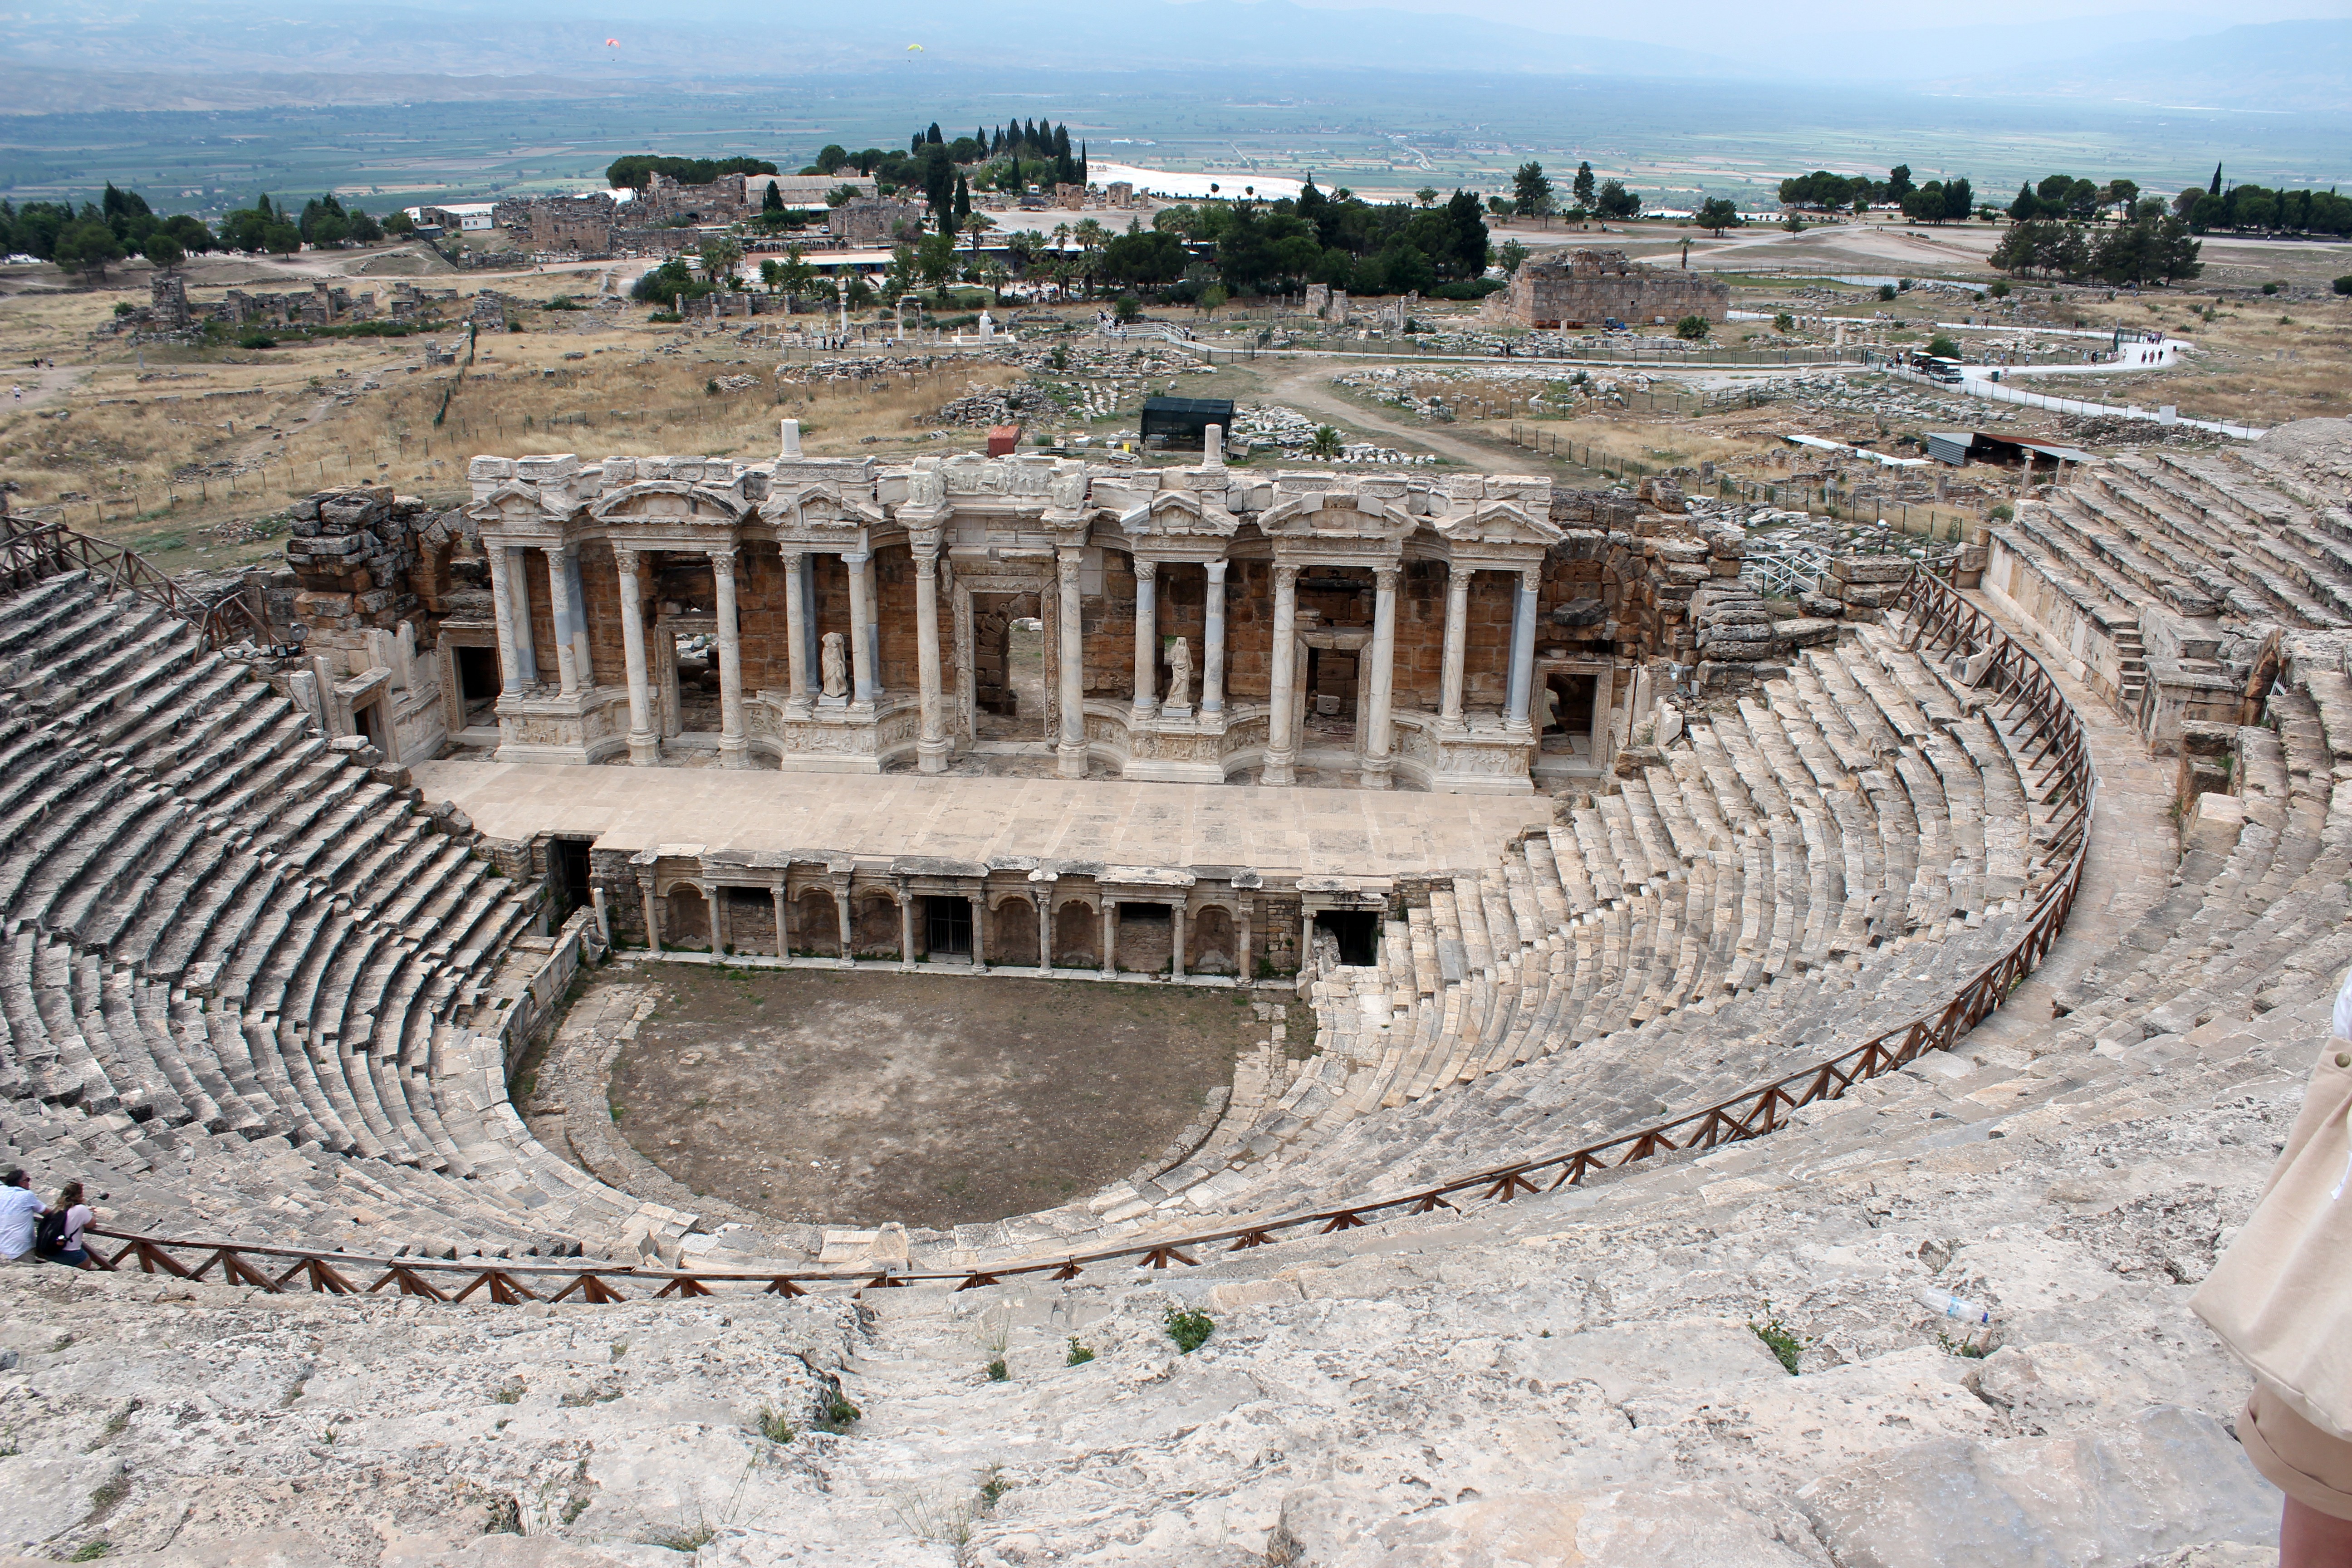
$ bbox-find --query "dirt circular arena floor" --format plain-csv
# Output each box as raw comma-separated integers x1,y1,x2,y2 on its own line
603,965,1265,1230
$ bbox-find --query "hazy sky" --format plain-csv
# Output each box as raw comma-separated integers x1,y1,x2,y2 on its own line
1281,0,2349,49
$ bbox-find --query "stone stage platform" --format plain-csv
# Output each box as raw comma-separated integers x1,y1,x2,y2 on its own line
410,762,1554,879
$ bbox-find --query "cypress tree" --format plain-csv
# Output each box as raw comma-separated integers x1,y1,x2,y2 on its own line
954,172,971,224
927,122,944,146
2210,163,2223,196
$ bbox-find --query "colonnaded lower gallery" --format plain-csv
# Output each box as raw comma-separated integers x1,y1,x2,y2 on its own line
440,423,1689,793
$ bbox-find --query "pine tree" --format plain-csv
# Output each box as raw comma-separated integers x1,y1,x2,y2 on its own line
1572,162,1596,211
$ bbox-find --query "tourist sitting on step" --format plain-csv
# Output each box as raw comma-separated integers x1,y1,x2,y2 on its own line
34,1181,96,1270
0,1169,43,1264
2192,966,2352,1565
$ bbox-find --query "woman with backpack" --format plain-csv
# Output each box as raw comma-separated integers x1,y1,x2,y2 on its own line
36,1181,94,1269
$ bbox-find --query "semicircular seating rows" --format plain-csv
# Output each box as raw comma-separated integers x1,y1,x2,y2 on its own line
0,568,691,1261
923,607,2089,1270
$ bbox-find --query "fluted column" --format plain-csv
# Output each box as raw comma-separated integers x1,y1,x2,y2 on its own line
1201,559,1228,716
542,544,581,696
782,551,812,719
844,549,876,711
1130,558,1158,721
1055,546,1086,779
914,540,948,773
1263,564,1299,786
1362,564,1399,789
565,547,594,687
1505,567,1540,732
506,548,539,688
612,545,657,764
710,547,747,768
1038,893,1054,970
486,543,524,697
1440,564,1471,725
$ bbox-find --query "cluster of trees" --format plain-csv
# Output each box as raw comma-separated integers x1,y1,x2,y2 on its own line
1989,205,2202,285
2,184,403,278
1778,167,1917,211
2177,170,2352,237
1507,162,1640,225
604,155,778,191
896,119,1088,192
5,184,225,278
2004,174,2142,224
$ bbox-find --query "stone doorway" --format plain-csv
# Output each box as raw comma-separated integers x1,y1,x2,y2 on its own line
924,895,973,960
1314,908,1381,966
1543,671,1598,758
455,645,500,727
969,591,1046,742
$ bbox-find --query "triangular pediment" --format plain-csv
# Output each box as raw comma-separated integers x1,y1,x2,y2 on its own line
1120,488,1239,539
1434,500,1566,548
761,482,885,529
588,480,750,524
463,481,572,525
1259,488,1415,539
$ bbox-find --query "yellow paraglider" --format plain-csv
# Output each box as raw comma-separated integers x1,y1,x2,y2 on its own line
906,42,923,51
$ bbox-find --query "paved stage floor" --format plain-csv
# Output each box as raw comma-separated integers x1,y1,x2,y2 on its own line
410,762,1554,879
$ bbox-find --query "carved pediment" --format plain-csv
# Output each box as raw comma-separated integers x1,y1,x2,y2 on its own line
588,480,750,524
760,482,885,530
464,480,574,528
1259,488,1415,540
1120,488,1239,539
1433,500,1566,549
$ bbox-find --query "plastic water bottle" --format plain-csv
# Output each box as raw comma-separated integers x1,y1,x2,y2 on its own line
1917,1289,1992,1325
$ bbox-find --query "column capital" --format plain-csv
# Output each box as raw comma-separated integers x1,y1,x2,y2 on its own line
611,542,640,570
1057,551,1082,584
842,549,872,567
540,540,571,560
1133,557,1157,582
1205,557,1229,580
707,545,739,575
1520,565,1543,591
1374,564,1401,590
1274,562,1300,588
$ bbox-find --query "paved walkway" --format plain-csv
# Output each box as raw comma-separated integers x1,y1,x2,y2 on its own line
1955,589,2178,1054
411,761,1553,878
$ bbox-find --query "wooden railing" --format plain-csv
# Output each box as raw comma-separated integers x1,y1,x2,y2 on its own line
0,512,270,650
80,569,2093,1305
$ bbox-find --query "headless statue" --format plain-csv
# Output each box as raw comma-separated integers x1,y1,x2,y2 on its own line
820,631,848,699
1165,636,1193,711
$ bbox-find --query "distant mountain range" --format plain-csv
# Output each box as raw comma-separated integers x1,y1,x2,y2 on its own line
0,0,2344,115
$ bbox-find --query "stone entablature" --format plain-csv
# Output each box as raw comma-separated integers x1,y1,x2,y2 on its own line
1483,248,1729,331
456,430,1691,792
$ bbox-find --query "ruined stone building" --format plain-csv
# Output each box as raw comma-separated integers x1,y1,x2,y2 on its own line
827,197,925,245
1483,247,1730,330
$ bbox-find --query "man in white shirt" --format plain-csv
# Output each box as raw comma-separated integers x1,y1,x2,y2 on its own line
0,1170,44,1262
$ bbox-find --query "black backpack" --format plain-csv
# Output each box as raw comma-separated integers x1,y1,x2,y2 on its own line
33,1209,68,1256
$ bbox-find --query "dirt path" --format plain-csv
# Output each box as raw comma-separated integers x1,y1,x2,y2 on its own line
1263,363,1535,470
6,364,89,412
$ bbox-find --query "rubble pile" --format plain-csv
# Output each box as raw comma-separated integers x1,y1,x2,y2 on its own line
1229,403,1436,465
929,381,1058,428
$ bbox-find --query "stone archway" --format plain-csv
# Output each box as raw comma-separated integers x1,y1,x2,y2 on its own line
664,885,711,950
1053,899,1099,970
852,892,902,960
1189,905,1237,975
990,894,1040,967
792,889,840,957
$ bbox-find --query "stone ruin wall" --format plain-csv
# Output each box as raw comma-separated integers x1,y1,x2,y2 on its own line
1484,247,1730,330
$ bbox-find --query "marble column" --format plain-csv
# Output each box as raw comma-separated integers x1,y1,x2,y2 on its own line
782,551,812,719
1037,894,1054,971
612,546,657,765
914,541,949,773
710,548,748,769
833,879,853,966
565,547,594,687
541,545,581,697
844,549,877,711
898,892,915,969
969,894,986,971
639,874,661,955
486,544,524,697
1130,558,1158,721
1201,559,1228,716
710,882,729,955
1264,564,1300,786
771,883,790,958
506,548,539,689
1505,567,1541,732
1237,897,1254,983
1440,563,1471,725
1055,547,1087,779
1100,899,1117,977
1172,900,1187,980
1362,564,1400,789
